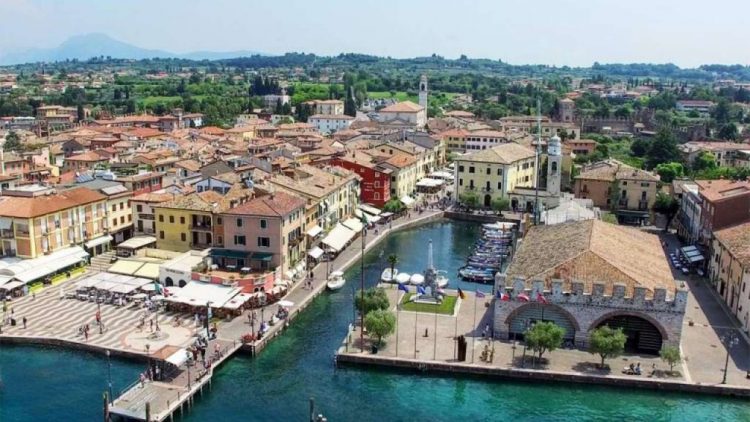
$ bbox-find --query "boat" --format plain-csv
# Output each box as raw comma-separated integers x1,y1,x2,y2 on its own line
436,270,449,288
380,267,398,283
395,272,411,285
410,273,425,285
326,271,346,290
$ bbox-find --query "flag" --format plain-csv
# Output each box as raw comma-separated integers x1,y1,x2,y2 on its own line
475,290,486,298
517,293,530,302
457,288,466,299
537,292,548,304
496,290,510,301
398,283,409,292
417,285,426,295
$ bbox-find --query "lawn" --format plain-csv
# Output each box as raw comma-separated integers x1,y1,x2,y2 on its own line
368,91,415,102
400,293,457,315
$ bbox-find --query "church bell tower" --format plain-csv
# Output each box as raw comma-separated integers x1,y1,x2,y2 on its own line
419,74,428,110
547,135,562,196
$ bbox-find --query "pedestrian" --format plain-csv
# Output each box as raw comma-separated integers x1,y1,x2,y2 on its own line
154,365,160,381
32,292,35,300
200,347,206,363
139,372,146,388
22,316,27,329
84,328,89,341
149,318,153,332
95,310,101,325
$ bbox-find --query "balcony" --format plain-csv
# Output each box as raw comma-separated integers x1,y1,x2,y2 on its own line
638,199,649,211
190,223,213,232
618,198,628,208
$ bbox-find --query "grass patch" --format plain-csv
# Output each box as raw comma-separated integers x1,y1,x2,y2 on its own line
601,212,618,224
400,293,457,315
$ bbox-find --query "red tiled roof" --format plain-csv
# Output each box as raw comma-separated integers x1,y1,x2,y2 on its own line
0,187,105,218
224,191,305,217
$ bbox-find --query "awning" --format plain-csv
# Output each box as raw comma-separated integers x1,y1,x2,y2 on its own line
321,224,356,252
0,275,12,286
211,249,251,259
134,262,160,280
0,281,23,290
380,212,394,218
108,260,144,276
306,225,322,238
250,252,273,261
342,218,364,232
416,178,443,187
116,236,156,250
165,348,189,367
295,262,305,273
308,247,324,259
358,204,382,216
400,195,415,207
85,235,113,249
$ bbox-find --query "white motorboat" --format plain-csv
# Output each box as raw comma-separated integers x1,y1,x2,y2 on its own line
395,272,411,285
436,270,449,288
381,267,399,283
410,273,425,285
326,271,346,290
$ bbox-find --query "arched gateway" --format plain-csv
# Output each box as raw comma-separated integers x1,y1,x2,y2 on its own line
505,303,579,341
591,312,666,354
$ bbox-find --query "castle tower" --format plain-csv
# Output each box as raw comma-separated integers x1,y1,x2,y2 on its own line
559,98,575,122
418,75,428,110
547,135,562,196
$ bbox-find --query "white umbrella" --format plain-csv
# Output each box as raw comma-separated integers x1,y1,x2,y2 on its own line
131,293,147,300
151,294,165,301
278,300,294,307
141,284,157,292
396,273,411,284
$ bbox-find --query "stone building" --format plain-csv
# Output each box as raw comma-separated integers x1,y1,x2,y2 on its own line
493,220,687,354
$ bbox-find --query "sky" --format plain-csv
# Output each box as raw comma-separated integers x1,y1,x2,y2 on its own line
1,0,749,67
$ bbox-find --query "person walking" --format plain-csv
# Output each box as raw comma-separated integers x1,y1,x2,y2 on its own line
22,316,27,329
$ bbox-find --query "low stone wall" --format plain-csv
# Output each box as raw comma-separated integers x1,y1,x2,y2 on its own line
0,335,149,362
336,352,750,398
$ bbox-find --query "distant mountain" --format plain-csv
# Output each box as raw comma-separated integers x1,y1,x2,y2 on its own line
0,33,262,65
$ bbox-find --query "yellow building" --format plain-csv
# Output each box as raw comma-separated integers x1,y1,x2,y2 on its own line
454,143,536,207
0,187,108,258
154,187,252,252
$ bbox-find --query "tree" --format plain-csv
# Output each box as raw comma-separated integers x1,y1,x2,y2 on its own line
383,199,405,213
630,138,649,157
646,128,680,169
490,197,510,213
718,123,738,140
659,345,681,373
524,321,565,361
654,162,684,183
459,191,480,209
76,102,85,122
355,287,390,315
653,192,679,231
364,309,396,346
387,254,399,279
692,151,717,173
3,131,21,151
588,325,626,368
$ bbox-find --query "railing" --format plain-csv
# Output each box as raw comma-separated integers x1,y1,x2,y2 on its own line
189,224,212,231
638,200,649,210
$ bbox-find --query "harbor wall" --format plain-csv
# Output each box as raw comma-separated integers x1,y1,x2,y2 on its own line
336,353,750,398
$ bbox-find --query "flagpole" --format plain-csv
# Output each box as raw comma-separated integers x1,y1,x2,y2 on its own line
471,292,477,363
413,293,418,359
360,224,365,353
454,293,459,360
433,304,438,360
395,292,400,357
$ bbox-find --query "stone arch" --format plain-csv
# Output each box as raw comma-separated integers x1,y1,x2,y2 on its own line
178,279,187,287
164,277,174,287
588,310,668,341
505,303,581,332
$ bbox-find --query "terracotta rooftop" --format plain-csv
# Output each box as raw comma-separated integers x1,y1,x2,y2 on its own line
444,110,475,118
124,127,163,139
0,187,106,218
223,191,305,217
383,153,418,169
506,220,674,296
66,151,109,162
380,101,424,113
576,159,659,182
200,126,226,136
714,221,750,268
131,192,174,203
695,179,750,202
309,114,354,120
458,142,535,164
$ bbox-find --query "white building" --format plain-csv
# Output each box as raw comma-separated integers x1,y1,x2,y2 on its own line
308,114,354,134
676,100,714,116
377,101,427,129
263,93,291,111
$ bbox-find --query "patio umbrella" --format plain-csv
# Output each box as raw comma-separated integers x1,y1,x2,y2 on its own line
131,293,147,300
151,294,165,301
141,284,157,292
278,300,294,307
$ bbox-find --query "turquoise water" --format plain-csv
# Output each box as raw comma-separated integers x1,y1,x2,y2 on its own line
2,221,749,421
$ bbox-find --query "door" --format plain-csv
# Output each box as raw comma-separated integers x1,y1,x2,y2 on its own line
484,194,492,207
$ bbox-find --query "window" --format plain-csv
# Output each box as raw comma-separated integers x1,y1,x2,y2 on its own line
458,165,465,172
234,235,246,245
159,231,164,239
257,237,270,247
136,205,143,213
486,168,491,175
374,181,380,188
497,168,502,176
169,216,174,223
459,178,463,186
112,218,117,227
469,166,475,174
217,217,222,225
260,219,267,229
374,192,380,200
237,218,243,227
180,233,186,241
128,214,132,222
159,215,164,222
497,182,502,189
111,204,116,212
622,181,628,186
180,216,185,224
120,203,124,210
120,216,125,224
217,236,223,245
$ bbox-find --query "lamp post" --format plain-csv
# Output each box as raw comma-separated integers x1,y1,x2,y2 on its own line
521,319,529,368
106,349,112,404
186,350,192,389
721,332,739,384
205,301,213,340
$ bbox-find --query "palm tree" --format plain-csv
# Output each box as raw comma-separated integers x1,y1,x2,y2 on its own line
387,254,399,278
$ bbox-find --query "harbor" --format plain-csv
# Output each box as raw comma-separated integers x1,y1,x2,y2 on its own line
3,218,750,421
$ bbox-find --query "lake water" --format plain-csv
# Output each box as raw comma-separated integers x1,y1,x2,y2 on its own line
2,220,748,422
